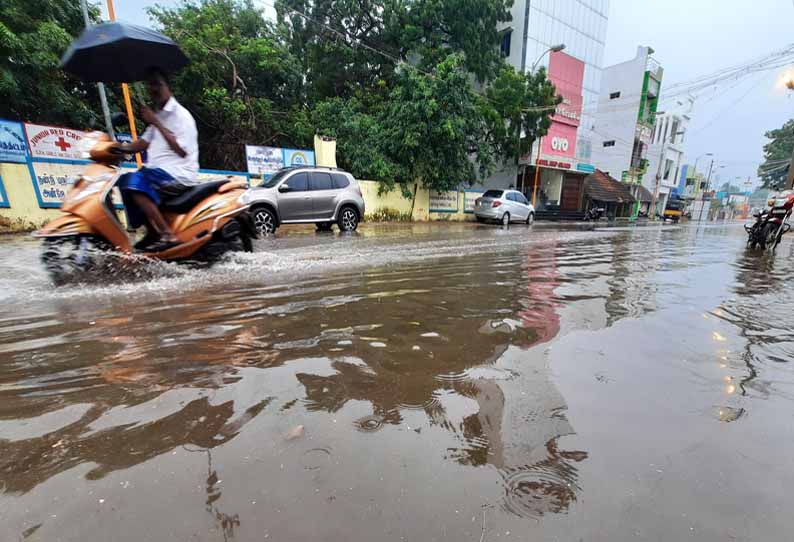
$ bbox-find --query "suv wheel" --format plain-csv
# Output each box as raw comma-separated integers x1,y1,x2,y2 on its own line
338,206,359,232
252,206,277,235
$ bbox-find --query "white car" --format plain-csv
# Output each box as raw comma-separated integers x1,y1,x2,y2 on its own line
474,189,535,226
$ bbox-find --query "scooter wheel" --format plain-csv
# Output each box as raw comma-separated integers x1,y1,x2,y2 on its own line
41,235,112,284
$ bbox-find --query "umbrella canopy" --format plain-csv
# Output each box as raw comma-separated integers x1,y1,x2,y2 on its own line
61,22,188,83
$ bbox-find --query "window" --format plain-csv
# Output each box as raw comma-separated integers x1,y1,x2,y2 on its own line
262,168,291,188
516,192,529,205
332,173,350,189
609,91,621,99
284,172,308,191
310,171,334,191
670,119,680,143
500,30,512,57
506,192,517,202
663,159,674,180
483,190,503,198
603,140,616,147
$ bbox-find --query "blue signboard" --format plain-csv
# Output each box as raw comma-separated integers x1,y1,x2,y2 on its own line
283,148,315,167
115,132,147,164
0,173,10,208
576,163,595,173
0,119,29,163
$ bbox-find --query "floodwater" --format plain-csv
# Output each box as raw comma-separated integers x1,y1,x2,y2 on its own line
1,222,793,541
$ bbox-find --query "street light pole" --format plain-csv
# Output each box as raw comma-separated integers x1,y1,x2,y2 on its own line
79,0,114,138
529,44,565,207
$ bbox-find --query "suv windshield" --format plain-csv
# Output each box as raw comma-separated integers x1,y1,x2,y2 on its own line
260,168,293,188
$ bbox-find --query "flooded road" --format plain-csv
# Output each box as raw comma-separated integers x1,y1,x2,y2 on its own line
1,222,793,541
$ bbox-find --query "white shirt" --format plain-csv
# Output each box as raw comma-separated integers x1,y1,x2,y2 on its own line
140,97,199,185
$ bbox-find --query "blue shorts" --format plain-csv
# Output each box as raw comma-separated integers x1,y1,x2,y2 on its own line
118,167,176,228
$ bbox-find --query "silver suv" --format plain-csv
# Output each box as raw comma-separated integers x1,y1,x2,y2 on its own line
241,167,366,235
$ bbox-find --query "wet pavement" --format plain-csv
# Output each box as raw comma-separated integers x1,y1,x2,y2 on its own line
1,222,793,541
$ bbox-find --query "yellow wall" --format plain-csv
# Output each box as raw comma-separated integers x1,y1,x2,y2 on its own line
359,180,481,222
0,163,61,231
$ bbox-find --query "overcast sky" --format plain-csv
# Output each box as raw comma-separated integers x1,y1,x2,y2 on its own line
604,0,794,189
107,0,793,188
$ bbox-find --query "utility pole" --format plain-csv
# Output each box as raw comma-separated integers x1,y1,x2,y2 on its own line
697,159,715,222
79,0,114,138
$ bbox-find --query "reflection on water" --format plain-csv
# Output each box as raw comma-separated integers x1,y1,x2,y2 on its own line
0,224,792,539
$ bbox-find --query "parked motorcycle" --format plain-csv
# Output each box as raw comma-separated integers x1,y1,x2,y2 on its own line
584,206,605,221
745,190,794,250
34,132,256,284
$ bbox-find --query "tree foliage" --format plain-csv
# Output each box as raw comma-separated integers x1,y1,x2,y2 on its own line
1,0,561,192
149,0,312,170
0,0,108,128
758,119,794,189
277,0,559,191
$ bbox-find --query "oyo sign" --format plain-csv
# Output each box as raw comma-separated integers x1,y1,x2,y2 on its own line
550,136,569,153
542,122,577,160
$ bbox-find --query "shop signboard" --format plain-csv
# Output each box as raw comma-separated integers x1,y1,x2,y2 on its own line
25,123,88,160
283,148,315,167
542,51,584,162
246,145,316,176
429,190,458,212
0,174,9,208
30,162,88,208
548,51,584,129
464,190,484,213
245,145,283,176
0,120,28,163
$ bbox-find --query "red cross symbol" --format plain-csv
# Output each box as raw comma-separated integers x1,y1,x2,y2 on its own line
54,136,71,152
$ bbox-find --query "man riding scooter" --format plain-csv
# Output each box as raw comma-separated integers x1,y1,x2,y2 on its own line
116,67,199,252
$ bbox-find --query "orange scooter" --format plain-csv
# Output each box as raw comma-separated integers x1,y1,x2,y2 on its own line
34,132,256,283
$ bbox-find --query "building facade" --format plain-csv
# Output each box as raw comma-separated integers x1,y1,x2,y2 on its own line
643,97,694,212
591,46,664,213
502,0,609,167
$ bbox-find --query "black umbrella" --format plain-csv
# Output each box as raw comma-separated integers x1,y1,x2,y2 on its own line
60,22,188,83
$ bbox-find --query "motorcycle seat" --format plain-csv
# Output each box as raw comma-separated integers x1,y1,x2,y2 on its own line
161,180,229,213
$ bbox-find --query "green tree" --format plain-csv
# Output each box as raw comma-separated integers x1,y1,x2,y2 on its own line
0,0,108,128
380,55,493,191
758,119,794,189
149,0,310,170
395,0,512,82
483,64,561,165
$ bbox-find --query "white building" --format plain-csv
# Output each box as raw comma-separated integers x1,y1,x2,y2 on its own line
501,0,609,167
643,97,694,212
591,46,664,210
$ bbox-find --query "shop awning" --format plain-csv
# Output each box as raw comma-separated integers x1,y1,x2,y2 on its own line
584,170,636,204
